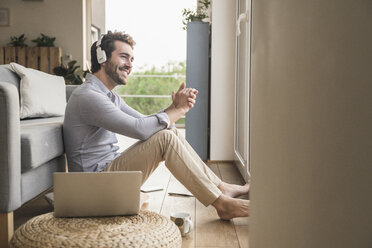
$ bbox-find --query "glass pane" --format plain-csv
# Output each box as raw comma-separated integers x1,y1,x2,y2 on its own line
235,0,249,168
113,63,186,126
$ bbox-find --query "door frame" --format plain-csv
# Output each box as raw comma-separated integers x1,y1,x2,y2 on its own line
234,0,251,182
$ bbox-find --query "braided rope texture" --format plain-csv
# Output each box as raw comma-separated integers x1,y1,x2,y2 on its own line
10,211,182,248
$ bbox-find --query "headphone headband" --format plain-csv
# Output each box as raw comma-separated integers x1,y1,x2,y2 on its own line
96,34,104,47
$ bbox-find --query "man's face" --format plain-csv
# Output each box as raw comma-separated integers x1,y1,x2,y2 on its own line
104,41,134,86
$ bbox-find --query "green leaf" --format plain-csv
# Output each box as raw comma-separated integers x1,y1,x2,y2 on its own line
8,34,28,47
32,33,56,47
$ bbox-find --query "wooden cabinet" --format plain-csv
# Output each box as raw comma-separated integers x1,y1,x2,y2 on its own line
0,47,62,74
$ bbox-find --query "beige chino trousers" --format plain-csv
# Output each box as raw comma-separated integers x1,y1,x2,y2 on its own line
104,128,222,206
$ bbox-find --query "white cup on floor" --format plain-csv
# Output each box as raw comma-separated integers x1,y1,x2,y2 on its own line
170,212,193,236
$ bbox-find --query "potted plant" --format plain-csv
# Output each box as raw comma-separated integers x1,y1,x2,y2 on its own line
53,60,90,85
182,0,210,30
183,0,211,160
30,33,60,73
2,34,28,65
8,34,28,48
31,33,56,47
1,33,62,73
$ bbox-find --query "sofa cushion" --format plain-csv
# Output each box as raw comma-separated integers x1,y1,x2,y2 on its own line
10,63,66,119
20,117,64,173
0,64,20,93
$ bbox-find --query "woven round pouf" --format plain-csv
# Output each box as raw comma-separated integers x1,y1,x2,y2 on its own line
10,211,181,248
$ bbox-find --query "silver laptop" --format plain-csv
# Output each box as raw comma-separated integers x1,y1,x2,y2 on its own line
53,171,142,217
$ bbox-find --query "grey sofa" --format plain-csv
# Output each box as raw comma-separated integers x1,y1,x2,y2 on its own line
0,64,77,246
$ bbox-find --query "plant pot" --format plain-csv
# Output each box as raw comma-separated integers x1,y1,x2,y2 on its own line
185,21,210,161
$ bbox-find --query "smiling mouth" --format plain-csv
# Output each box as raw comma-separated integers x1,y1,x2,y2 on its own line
119,66,130,77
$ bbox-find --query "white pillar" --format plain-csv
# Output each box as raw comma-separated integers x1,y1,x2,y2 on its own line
210,0,237,160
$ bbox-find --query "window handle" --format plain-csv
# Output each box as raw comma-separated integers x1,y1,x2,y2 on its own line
237,11,249,36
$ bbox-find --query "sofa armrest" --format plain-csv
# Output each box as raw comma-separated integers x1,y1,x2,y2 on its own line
0,82,21,212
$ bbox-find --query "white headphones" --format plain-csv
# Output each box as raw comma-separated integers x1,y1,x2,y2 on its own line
96,34,107,64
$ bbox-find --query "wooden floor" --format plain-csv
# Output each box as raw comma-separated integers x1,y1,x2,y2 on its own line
14,162,249,248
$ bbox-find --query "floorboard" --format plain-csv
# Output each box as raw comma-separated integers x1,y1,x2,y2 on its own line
218,162,249,248
194,163,240,248
141,163,171,213
235,224,249,248
160,175,196,248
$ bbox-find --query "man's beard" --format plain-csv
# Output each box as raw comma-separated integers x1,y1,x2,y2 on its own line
105,61,127,86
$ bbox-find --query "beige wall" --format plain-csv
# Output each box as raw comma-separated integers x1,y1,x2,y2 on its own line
0,0,85,68
250,0,372,247
209,0,236,160
92,0,105,35
87,0,106,68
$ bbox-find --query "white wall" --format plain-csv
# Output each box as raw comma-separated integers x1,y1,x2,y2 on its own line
210,0,236,160
0,0,85,68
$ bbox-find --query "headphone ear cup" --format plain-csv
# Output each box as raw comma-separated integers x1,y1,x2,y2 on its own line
96,47,107,64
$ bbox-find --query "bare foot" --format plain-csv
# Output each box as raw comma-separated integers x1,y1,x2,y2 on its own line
212,194,249,220
218,181,250,198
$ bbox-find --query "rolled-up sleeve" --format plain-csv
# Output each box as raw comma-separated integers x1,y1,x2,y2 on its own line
79,91,168,140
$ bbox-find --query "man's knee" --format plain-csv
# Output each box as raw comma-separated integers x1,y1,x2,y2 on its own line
151,129,178,144
154,129,174,138
169,127,179,135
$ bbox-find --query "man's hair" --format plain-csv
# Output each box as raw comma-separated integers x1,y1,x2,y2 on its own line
91,31,136,73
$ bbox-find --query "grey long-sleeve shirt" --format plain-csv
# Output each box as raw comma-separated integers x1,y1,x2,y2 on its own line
63,74,170,172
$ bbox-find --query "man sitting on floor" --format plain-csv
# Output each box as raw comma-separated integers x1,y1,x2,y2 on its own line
63,31,249,220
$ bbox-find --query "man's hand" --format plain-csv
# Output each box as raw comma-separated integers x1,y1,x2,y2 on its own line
171,82,198,113
165,82,198,127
